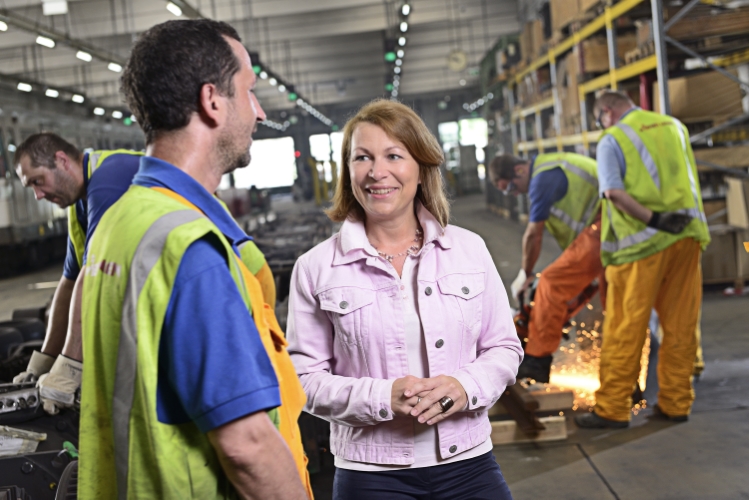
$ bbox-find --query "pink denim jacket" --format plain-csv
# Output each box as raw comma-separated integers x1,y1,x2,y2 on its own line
286,204,523,465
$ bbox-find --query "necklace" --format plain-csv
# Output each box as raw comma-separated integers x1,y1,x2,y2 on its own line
371,228,424,263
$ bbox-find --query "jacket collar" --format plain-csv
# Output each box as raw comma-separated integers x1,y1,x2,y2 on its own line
333,201,452,266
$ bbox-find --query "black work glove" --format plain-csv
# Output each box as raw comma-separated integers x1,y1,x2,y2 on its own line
647,211,692,234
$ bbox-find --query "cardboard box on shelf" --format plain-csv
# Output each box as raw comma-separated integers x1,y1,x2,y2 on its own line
727,178,749,229
551,0,581,33
702,227,749,284
653,70,743,121
580,34,637,73
704,199,728,225
556,53,580,122
635,19,653,47
520,20,546,63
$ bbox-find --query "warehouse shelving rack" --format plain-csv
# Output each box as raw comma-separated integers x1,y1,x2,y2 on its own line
505,0,749,164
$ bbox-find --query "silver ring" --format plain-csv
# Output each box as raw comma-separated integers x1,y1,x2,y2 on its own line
438,396,454,413
417,397,421,404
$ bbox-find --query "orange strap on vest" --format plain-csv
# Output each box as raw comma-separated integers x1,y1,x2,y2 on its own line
151,187,313,497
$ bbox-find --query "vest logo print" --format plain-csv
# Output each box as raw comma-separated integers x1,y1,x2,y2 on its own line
86,254,122,278
639,122,673,132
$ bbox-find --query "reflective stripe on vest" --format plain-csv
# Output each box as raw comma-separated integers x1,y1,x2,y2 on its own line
672,117,707,225
613,122,661,190
111,209,203,500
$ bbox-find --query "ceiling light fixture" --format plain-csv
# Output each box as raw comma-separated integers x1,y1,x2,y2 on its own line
398,37,406,46
108,62,122,72
402,3,411,16
45,89,59,98
17,82,32,92
112,110,123,119
76,50,92,62
394,67,401,74
278,84,286,92
259,71,268,79
400,22,408,32
36,36,56,48
269,77,277,86
42,0,68,15
395,59,402,66
397,49,404,58
72,94,85,103
166,2,182,16
0,21,7,31
93,107,105,116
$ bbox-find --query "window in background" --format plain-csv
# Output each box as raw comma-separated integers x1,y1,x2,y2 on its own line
309,133,335,182
438,121,460,170
458,118,488,180
231,136,297,189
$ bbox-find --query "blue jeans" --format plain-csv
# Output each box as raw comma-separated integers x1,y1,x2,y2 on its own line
332,451,513,500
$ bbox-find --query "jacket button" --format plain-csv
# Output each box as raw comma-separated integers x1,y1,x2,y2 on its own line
425,286,432,296
461,286,470,294
435,339,444,348
472,396,478,405
339,301,349,309
449,445,457,453
379,409,388,418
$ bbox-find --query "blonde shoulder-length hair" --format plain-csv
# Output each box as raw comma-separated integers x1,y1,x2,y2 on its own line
326,99,450,227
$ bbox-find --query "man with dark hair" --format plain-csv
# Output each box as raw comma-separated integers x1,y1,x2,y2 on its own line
13,133,141,413
575,90,710,429
78,19,310,499
488,152,603,383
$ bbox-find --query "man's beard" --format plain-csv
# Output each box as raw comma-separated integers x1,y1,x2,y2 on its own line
218,132,250,175
52,168,79,208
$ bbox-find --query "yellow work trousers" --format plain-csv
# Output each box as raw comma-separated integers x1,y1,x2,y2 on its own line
595,238,702,422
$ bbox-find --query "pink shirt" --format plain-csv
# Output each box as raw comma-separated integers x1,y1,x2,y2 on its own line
287,203,523,466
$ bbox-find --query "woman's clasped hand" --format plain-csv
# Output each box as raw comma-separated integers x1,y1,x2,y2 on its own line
391,375,468,425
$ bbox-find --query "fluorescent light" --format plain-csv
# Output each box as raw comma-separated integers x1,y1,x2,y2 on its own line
392,90,399,97
400,22,408,32
7,144,16,152
394,67,401,74
130,115,137,122
76,51,92,62
398,36,406,46
42,0,68,15
93,107,105,116
108,62,122,73
72,94,85,103
45,89,59,98
36,36,56,48
112,110,123,119
259,71,268,79
17,82,32,92
0,21,7,31
166,2,182,17
278,84,286,92
395,59,402,66
402,4,410,16
397,49,404,58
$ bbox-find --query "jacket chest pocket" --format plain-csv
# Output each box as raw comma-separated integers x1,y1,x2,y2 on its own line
436,271,486,331
318,287,375,345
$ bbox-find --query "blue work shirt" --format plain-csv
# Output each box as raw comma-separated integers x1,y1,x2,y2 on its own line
528,156,569,223
133,156,280,433
596,107,639,196
63,152,140,280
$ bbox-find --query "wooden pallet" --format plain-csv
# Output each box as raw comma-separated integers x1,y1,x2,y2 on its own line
491,416,567,445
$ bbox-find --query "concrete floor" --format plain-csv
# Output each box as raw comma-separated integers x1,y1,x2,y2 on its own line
1,194,748,499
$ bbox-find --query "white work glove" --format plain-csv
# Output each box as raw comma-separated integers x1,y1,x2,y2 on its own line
13,350,56,384
37,355,82,415
510,269,527,306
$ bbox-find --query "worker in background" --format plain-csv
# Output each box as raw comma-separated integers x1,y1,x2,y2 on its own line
489,152,603,383
12,133,278,414
78,19,310,499
12,134,140,411
575,90,710,429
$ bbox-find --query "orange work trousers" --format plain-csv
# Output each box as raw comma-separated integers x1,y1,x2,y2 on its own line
595,238,702,422
526,220,605,358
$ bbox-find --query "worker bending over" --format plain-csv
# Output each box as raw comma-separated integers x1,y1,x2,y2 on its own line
489,152,602,383
13,134,140,411
78,19,310,499
576,90,710,429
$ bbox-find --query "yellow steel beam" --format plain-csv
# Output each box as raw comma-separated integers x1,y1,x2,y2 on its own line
577,55,657,95
512,97,555,120
517,130,603,152
512,0,646,86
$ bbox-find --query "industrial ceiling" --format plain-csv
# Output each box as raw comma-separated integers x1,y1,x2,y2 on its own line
0,0,519,117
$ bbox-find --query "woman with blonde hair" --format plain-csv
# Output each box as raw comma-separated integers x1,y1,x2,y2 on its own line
287,99,521,499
